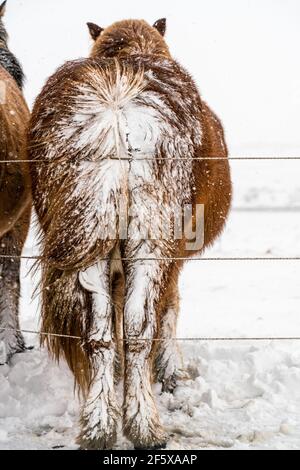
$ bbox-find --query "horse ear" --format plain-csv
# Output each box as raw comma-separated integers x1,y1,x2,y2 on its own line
153,18,166,36
0,0,7,17
87,22,104,41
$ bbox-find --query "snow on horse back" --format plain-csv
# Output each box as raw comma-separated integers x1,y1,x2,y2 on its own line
28,18,231,450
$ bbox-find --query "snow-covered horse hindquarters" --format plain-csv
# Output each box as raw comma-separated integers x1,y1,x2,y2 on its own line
0,1,31,365
28,19,231,449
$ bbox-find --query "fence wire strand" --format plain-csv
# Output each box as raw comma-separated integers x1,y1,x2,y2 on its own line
1,254,300,261
1,327,300,343
2,156,300,164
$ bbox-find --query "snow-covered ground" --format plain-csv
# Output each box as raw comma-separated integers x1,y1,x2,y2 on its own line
1,0,300,451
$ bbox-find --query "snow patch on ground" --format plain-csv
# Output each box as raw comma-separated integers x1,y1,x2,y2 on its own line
1,339,300,449
0,350,79,450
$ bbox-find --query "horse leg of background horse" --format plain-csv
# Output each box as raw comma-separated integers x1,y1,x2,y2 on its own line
155,273,187,393
0,227,27,364
123,245,169,449
78,258,120,450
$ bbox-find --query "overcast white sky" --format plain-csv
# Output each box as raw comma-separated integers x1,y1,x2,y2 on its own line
5,0,300,154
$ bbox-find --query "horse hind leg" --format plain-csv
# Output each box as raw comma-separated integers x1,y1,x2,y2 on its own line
123,245,168,449
154,281,187,393
78,258,120,450
0,233,25,365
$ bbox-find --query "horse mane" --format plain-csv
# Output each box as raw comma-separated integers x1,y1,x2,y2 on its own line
0,8,24,90
0,47,24,90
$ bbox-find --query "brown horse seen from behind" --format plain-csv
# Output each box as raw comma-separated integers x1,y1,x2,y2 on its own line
0,1,31,365
28,18,231,449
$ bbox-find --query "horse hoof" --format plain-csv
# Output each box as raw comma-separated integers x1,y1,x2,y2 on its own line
161,375,178,394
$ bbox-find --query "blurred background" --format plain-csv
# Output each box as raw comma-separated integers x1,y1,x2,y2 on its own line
6,0,300,155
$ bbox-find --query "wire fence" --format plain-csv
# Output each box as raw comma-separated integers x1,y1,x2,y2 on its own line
1,153,300,344
1,327,300,342
2,156,300,163
233,206,300,212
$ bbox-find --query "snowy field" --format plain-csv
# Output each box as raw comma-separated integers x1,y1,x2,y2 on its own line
1,0,300,450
